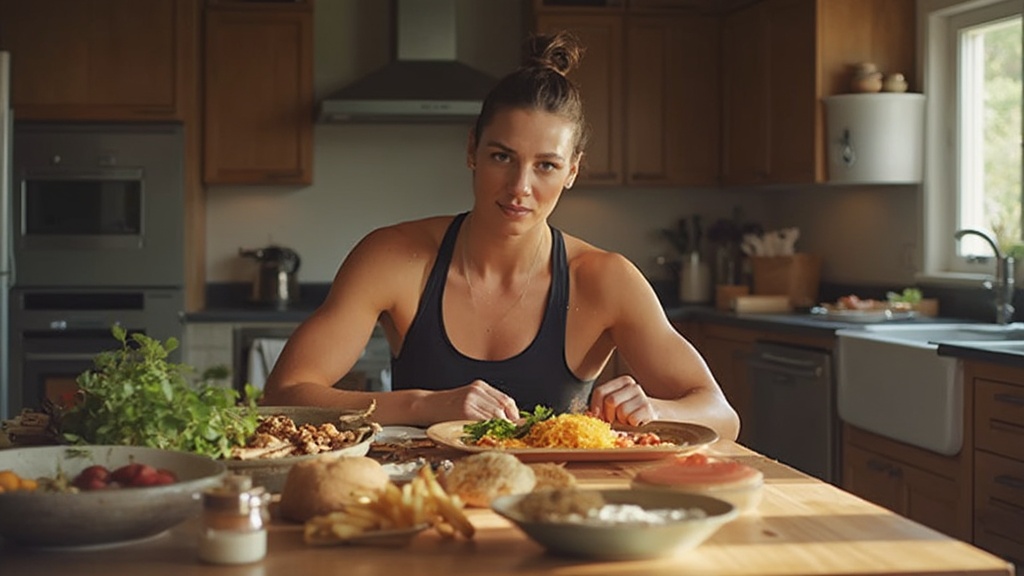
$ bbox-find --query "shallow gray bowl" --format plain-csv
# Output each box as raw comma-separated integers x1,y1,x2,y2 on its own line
0,445,226,548
491,488,738,560
222,406,376,493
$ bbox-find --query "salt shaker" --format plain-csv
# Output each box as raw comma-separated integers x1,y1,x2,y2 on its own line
198,474,269,565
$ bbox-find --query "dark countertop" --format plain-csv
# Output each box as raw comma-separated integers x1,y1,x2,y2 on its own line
937,341,1024,369
187,282,1024,368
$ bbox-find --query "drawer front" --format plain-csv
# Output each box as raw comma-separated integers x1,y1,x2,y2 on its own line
975,378,1024,460
974,450,1024,562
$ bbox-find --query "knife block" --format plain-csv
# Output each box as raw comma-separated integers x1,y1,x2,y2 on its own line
750,254,822,308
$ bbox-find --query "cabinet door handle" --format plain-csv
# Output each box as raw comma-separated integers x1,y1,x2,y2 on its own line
995,474,1024,491
989,419,1024,436
866,459,891,474
630,172,665,181
994,393,1024,406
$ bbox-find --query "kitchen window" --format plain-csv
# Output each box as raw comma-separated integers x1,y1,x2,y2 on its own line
921,0,1022,277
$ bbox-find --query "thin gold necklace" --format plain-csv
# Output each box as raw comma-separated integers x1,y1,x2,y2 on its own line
460,214,545,323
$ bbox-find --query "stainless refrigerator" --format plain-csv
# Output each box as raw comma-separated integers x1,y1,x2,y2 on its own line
0,52,11,419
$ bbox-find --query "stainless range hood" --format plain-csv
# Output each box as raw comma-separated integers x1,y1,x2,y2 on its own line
318,0,497,124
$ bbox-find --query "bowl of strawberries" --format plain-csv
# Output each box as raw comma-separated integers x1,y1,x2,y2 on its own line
0,445,225,548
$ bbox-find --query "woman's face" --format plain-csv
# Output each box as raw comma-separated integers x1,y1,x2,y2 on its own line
467,107,580,232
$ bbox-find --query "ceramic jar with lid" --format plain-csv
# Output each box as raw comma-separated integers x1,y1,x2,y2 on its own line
198,475,270,565
849,62,883,93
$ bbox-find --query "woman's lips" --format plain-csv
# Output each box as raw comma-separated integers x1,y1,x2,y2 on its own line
499,203,531,217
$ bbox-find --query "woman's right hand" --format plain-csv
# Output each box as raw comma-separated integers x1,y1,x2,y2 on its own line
417,380,520,423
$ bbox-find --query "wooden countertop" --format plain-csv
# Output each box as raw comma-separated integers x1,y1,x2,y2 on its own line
0,441,1014,576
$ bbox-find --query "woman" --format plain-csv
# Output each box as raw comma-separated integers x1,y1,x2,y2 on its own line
262,32,739,441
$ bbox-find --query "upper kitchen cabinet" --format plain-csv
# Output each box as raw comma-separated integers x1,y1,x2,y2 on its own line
202,1,314,185
0,0,195,121
535,13,623,186
721,0,916,186
535,7,720,187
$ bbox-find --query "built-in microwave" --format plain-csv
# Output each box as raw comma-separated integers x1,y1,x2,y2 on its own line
11,122,185,288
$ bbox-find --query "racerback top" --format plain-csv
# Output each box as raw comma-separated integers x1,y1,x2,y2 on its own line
390,213,594,413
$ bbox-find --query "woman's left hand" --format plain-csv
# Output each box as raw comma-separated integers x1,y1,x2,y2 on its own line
588,375,657,426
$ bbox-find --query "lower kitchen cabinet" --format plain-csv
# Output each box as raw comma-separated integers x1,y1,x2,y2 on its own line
696,323,758,446
970,361,1024,564
843,424,972,541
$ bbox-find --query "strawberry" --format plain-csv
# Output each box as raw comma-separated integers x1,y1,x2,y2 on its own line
110,463,145,485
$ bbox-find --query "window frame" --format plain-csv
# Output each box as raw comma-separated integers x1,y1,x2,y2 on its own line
919,0,1022,283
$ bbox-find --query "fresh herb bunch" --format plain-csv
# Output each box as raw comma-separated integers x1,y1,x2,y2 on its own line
462,405,554,442
59,325,261,459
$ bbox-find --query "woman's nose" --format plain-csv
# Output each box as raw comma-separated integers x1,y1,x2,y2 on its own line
510,167,532,196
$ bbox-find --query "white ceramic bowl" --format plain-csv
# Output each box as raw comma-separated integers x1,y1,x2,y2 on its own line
0,445,225,548
491,488,737,560
222,406,376,492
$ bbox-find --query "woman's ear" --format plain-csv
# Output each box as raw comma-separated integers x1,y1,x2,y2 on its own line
564,153,583,189
466,130,477,170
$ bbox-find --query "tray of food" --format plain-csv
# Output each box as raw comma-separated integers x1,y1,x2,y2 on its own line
426,407,717,463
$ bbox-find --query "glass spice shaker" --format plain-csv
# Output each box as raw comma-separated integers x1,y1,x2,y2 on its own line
198,474,269,565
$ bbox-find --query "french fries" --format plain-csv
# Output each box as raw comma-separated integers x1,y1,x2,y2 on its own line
304,464,475,545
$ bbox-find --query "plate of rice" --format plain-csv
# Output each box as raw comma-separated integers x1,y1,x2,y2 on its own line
425,414,718,462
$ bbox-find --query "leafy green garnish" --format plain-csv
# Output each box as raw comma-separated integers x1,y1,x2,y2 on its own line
886,287,923,304
462,405,554,443
59,325,261,459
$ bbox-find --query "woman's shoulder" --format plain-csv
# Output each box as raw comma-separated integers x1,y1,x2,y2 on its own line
562,233,636,277
358,214,456,255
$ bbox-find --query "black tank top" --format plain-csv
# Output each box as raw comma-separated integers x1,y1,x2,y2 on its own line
390,213,594,413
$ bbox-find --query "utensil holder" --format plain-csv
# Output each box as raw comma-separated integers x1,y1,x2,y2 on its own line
679,252,712,304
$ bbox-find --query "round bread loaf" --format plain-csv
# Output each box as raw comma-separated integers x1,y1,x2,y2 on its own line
528,462,576,490
443,451,536,507
278,455,389,522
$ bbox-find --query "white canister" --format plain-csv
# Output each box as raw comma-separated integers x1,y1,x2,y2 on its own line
679,252,712,303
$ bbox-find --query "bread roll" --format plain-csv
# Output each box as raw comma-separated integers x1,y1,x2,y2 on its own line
528,463,576,491
442,451,535,507
278,455,389,522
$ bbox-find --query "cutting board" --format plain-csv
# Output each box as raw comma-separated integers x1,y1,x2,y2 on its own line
732,295,793,314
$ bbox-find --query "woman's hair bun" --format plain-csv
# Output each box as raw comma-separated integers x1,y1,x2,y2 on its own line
523,31,584,77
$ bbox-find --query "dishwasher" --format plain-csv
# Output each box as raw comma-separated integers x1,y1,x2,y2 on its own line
747,342,838,484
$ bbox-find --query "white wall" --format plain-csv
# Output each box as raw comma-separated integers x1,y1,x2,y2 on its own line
205,0,920,290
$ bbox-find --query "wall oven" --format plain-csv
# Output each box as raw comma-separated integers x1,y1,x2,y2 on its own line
9,288,184,414
11,122,184,287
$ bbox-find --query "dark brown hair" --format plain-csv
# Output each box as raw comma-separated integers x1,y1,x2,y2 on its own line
473,31,589,157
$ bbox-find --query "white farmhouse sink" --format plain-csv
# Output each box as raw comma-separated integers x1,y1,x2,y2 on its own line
836,322,1024,455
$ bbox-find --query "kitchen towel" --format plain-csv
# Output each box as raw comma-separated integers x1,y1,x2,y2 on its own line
247,338,288,390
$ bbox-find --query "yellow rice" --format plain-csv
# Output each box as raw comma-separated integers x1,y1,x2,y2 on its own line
517,414,617,449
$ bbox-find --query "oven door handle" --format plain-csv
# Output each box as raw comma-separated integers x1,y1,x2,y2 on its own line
748,358,823,379
24,353,99,362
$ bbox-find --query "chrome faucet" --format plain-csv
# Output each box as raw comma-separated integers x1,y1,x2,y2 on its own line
954,228,1016,324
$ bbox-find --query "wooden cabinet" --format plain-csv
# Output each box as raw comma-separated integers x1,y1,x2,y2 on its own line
970,362,1024,564
843,430,969,541
203,1,314,185
624,14,720,186
535,13,623,185
0,0,195,121
697,323,758,445
721,0,915,185
535,7,720,187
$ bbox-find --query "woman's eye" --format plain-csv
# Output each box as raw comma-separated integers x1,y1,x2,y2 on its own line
491,152,510,163
537,162,558,173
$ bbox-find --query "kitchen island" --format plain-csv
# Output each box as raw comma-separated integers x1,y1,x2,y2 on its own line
0,440,1013,576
